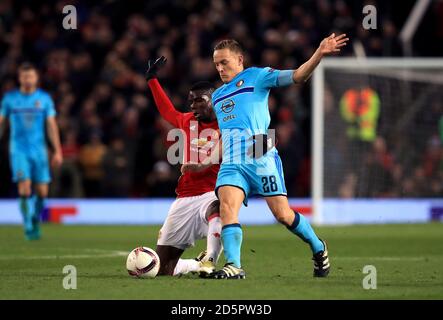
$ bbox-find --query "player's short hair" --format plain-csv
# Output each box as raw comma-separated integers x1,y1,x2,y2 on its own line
214,39,243,54
190,81,215,93
18,62,37,73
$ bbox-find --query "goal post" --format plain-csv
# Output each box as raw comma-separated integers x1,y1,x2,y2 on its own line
311,58,443,225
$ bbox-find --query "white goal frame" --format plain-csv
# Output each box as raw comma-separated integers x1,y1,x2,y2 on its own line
311,58,443,225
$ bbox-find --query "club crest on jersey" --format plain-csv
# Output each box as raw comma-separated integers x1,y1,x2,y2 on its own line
236,79,244,87
191,137,214,148
221,99,235,113
34,100,41,108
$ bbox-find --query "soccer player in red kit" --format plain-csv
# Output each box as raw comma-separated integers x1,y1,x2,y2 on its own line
146,56,222,277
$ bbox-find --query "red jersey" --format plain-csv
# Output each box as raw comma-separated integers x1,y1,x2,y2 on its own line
148,79,220,198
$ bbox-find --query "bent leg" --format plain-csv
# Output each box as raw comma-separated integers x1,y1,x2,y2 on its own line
265,195,324,254
155,245,184,276
205,200,222,263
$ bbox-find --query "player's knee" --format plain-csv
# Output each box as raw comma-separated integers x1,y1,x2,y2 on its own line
219,200,235,218
18,186,32,197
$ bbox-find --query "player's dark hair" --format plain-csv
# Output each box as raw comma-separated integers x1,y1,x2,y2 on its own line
214,39,243,54
18,62,37,73
190,81,215,93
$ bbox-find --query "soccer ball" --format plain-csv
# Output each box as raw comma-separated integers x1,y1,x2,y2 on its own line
126,247,160,278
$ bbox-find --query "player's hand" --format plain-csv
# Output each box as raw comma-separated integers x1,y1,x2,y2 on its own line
180,163,203,174
145,56,167,81
51,152,63,168
318,33,349,55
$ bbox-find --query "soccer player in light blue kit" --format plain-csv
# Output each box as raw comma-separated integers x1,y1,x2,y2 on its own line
0,63,63,240
210,34,348,278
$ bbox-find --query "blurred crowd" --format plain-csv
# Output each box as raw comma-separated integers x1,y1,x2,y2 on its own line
0,0,442,198
323,85,443,199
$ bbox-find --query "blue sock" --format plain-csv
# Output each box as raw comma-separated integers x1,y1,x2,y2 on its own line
19,196,32,232
34,195,45,220
287,212,324,254
221,224,243,268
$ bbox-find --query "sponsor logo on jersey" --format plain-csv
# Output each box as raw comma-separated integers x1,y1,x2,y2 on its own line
236,79,244,87
223,114,236,122
221,99,235,113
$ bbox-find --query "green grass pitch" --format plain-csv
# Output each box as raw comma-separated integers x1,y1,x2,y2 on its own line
0,223,442,299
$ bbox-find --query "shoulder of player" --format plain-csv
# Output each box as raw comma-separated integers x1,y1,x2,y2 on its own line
245,66,271,75
2,89,19,99
242,67,276,83
212,85,225,97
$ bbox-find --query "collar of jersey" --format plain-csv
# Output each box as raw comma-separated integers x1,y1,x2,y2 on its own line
225,68,248,85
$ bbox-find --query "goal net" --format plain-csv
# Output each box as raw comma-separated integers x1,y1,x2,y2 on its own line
312,58,443,223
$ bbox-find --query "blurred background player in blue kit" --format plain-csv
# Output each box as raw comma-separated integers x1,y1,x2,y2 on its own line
0,63,63,240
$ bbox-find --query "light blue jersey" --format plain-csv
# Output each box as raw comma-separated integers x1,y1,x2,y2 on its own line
1,88,56,182
212,67,293,204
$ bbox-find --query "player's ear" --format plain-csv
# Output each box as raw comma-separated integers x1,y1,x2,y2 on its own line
238,54,244,66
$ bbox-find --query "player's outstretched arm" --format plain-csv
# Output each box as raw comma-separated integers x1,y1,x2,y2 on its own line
46,116,63,168
146,56,182,128
293,33,349,83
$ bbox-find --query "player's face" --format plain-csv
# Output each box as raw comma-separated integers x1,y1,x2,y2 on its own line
18,69,39,92
188,90,214,123
213,49,244,83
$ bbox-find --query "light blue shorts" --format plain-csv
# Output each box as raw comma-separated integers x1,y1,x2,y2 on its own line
10,149,51,183
215,149,287,206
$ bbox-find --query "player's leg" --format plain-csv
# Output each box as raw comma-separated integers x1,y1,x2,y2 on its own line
193,198,223,277
31,152,51,239
17,179,34,238
33,183,49,239
209,185,246,279
156,244,204,276
156,197,206,276
155,245,183,275
11,151,35,239
204,200,222,263
254,152,329,276
265,195,329,277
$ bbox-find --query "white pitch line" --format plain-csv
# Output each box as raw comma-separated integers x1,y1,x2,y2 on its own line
0,250,128,261
333,256,428,261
